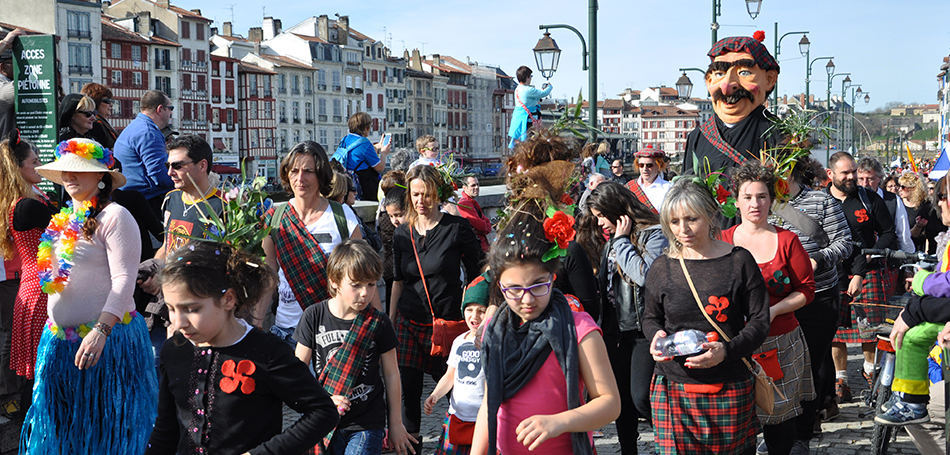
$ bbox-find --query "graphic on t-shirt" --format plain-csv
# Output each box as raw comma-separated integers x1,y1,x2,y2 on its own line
166,219,195,253
456,343,481,381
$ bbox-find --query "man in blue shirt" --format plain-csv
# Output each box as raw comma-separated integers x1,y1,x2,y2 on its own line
114,90,175,217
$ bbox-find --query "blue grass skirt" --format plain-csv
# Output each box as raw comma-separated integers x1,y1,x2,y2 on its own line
19,312,158,454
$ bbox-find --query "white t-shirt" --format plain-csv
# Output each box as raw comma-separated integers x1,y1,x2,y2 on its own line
274,201,360,329
447,331,484,422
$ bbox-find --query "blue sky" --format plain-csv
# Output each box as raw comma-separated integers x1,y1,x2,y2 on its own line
178,0,950,112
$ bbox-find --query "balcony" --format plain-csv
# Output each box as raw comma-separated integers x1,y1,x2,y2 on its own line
263,89,272,98
319,114,328,122
355,88,362,94
67,29,91,39
212,95,221,103
306,118,314,124
212,123,222,131
68,65,93,75
225,96,234,104
346,61,360,67
304,89,313,95
332,85,341,92
317,84,327,91
155,61,172,71
278,88,287,94
346,87,353,94
249,90,259,97
291,89,300,95
279,116,288,123
226,124,235,131
333,115,342,122
292,117,300,124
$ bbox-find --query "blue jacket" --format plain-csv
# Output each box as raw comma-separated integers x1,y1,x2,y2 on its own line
114,113,173,200
508,83,553,148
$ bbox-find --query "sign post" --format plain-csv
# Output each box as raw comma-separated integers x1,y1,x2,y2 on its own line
12,34,56,191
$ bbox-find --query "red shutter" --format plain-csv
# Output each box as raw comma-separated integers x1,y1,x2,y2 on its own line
377,94,383,108
212,79,220,97
366,94,372,109
225,80,234,99
197,75,206,91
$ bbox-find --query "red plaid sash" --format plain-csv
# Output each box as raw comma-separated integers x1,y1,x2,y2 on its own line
267,204,330,309
314,306,383,453
700,115,751,166
625,179,658,214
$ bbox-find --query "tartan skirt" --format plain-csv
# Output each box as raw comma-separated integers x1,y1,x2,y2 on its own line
393,313,438,373
651,375,758,454
835,269,887,343
434,411,473,455
755,326,816,425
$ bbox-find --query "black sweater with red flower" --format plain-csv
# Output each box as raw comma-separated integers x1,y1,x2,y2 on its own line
642,247,770,384
146,327,338,455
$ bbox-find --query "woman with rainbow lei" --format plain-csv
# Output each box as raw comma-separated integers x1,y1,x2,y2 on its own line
19,138,157,453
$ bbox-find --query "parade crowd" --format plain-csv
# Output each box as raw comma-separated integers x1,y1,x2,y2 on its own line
5,28,950,455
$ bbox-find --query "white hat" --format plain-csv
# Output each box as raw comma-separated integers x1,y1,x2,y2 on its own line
36,138,126,188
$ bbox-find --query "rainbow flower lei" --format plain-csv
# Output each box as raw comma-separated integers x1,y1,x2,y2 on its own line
55,139,114,167
36,199,96,294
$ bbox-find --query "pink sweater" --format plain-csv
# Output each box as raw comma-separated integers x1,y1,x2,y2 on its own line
47,202,141,327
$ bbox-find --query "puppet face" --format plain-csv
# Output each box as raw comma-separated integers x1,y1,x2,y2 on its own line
705,51,777,124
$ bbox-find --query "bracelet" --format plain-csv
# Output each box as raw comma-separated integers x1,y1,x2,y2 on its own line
93,322,113,337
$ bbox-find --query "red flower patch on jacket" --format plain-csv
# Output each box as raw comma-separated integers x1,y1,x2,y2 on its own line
220,359,257,394
854,209,869,223
705,296,730,323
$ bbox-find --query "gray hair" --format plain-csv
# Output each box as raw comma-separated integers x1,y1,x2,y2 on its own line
856,157,884,178
659,178,722,257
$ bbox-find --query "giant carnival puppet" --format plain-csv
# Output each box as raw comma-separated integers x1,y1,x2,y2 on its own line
682,32,782,175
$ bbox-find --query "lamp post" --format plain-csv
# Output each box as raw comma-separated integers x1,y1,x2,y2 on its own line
827,71,850,160
772,23,809,107
711,0,764,47
538,0,598,135
675,68,707,101
805,55,833,108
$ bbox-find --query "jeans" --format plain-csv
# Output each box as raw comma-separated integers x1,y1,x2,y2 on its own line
329,428,385,455
270,324,296,348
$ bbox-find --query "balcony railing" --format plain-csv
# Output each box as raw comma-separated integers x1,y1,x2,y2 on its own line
249,90,259,97
291,89,300,95
355,88,363,94
278,87,287,94
346,61,360,67
225,96,234,104
333,115,342,122
319,114,328,122
304,89,312,95
279,116,288,123
211,95,220,103
317,84,327,91
306,118,314,124
226,124,235,131
346,87,353,94
67,29,91,39
68,65,93,75
292,117,300,124
155,61,172,71
332,85,341,92
263,89,272,97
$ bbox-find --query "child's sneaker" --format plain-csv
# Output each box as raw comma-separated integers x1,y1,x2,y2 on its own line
878,393,899,413
874,398,929,426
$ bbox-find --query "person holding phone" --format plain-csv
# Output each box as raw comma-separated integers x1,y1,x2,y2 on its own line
331,112,391,202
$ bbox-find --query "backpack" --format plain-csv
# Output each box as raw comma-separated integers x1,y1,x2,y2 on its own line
332,135,372,200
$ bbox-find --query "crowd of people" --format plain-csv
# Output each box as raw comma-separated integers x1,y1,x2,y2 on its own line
4,31,950,455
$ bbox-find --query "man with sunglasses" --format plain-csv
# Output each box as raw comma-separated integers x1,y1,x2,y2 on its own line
625,146,671,214
609,159,630,184
114,90,176,219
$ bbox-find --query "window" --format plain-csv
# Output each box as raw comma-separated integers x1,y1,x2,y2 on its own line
111,70,122,86
111,43,121,59
197,50,205,62
67,43,92,74
131,46,142,61
181,22,190,39
182,48,191,62
365,46,371,57
292,75,300,95
319,129,327,148
154,49,171,70
248,73,258,96
332,71,341,89
346,75,352,89
249,101,258,120
196,74,206,91
196,23,204,40
355,77,361,89
279,101,287,122
318,99,327,115
304,76,312,94
366,94,372,110
133,72,143,87
278,74,286,94
66,11,91,39
305,102,312,122
292,102,300,123
333,99,341,116
317,69,326,87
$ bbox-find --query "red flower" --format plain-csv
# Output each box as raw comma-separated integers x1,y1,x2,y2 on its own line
715,185,731,204
774,179,789,197
543,211,576,249
560,193,575,205
220,359,257,394
753,30,765,42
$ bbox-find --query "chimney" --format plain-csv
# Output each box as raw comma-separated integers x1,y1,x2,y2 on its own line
248,27,263,43
403,49,410,61
210,26,217,36
336,15,349,45
317,15,329,41
432,53,441,66
222,22,232,37
410,49,422,71
262,17,280,40
156,0,169,8
102,0,111,8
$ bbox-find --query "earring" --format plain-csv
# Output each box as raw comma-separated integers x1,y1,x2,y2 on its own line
97,181,105,190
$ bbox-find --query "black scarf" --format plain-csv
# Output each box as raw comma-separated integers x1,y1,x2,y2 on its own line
482,289,590,454
691,105,779,173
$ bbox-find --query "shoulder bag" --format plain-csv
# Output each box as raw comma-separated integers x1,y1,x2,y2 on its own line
678,255,784,413
410,225,468,357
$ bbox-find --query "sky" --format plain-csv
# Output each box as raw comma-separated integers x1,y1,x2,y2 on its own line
176,0,950,112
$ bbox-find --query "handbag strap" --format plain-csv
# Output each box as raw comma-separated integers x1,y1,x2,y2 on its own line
410,225,436,323
677,255,757,373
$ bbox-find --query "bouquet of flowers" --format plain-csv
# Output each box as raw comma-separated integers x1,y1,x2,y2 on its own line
180,171,274,258
761,108,833,202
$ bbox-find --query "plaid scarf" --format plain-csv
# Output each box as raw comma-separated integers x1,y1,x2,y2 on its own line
314,306,383,454
700,114,751,167
626,179,658,214
267,204,330,309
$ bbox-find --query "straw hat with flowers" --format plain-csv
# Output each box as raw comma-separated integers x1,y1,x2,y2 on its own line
36,138,125,188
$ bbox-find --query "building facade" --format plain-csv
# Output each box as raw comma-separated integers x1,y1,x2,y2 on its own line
209,55,240,167
100,17,150,131
237,61,277,177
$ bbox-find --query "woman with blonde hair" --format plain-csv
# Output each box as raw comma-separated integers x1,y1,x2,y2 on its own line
898,172,943,253
57,94,97,143
0,131,55,403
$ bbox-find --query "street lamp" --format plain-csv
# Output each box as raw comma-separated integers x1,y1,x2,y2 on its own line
864,93,870,104
538,0,598,134
771,23,809,107
676,72,693,100
827,71,851,160
711,0,765,47
825,59,835,77
805,55,833,107
532,32,561,80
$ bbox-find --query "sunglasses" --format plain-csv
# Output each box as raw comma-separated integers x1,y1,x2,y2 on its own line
163,105,175,112
165,160,193,170
77,110,95,118
101,98,114,105
611,165,622,169
637,162,655,169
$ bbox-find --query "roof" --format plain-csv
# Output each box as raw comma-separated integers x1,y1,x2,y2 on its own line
640,105,700,118
292,33,328,44
348,27,373,42
162,2,213,22
599,99,625,110
259,54,313,70
211,55,241,63
406,68,433,79
438,55,473,74
0,22,42,35
149,35,181,47
238,61,276,75
100,19,151,44
658,87,678,96
216,34,249,43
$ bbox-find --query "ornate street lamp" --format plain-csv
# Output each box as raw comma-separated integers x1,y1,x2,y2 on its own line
865,93,870,104
676,73,693,100
532,32,561,80
745,0,763,19
825,59,835,77
798,35,810,55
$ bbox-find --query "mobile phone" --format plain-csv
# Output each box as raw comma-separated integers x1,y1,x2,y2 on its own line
381,133,392,146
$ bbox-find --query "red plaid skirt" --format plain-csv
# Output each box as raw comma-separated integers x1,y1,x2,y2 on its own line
835,269,887,344
393,314,439,373
651,375,758,454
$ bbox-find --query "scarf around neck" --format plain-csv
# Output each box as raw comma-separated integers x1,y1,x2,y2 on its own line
482,289,590,455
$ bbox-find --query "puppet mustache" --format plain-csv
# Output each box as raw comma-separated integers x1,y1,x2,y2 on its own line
712,87,755,105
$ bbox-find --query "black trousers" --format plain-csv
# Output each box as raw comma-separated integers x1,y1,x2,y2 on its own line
0,278,23,397
793,287,840,440
763,419,796,455
399,362,447,437
606,331,654,455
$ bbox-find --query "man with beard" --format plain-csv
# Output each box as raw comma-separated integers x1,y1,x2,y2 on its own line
825,152,896,403
682,33,780,174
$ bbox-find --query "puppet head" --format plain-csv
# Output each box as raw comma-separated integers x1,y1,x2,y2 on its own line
705,33,779,124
